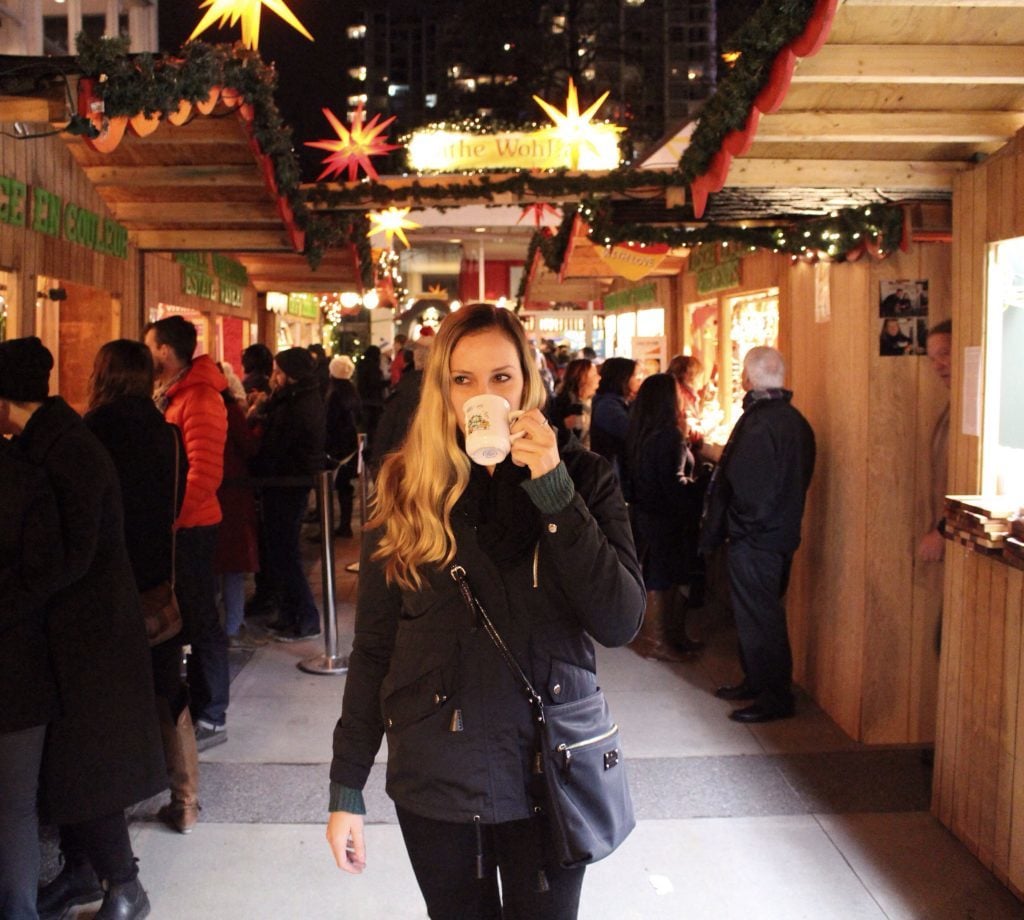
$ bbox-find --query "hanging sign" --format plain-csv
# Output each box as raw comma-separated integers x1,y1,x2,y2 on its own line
174,252,248,307
595,243,669,281
604,282,658,312
407,128,621,172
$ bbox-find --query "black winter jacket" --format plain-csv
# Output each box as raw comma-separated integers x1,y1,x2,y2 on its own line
700,390,815,555
0,441,62,733
330,438,644,824
14,398,166,823
251,377,326,479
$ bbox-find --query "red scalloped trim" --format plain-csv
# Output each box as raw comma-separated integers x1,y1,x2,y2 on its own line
690,0,838,218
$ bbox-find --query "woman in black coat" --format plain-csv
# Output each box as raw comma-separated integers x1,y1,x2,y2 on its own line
624,374,707,662
0,336,165,920
354,344,386,455
325,305,644,919
84,340,196,836
0,440,62,919
589,356,641,483
325,354,361,537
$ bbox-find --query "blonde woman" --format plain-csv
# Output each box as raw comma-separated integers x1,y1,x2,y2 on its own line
326,304,644,919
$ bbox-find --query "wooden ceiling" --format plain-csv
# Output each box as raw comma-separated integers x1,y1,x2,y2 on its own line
62,112,301,252
713,0,1024,195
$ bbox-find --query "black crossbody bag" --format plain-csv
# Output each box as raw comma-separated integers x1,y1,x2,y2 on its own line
450,564,635,868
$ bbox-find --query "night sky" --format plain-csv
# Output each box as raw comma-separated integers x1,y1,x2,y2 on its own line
159,0,355,182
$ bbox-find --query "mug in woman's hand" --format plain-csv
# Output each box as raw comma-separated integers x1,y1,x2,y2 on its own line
463,394,524,465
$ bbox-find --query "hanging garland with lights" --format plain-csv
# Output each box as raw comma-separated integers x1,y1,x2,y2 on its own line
306,0,817,211
569,199,907,264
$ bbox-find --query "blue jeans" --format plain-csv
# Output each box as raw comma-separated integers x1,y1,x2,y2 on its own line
261,487,320,634
0,725,46,919
176,525,229,726
221,573,246,637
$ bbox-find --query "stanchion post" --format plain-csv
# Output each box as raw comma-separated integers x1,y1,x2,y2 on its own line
299,468,349,675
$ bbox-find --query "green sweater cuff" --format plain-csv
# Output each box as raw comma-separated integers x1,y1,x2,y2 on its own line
329,782,367,814
520,461,574,514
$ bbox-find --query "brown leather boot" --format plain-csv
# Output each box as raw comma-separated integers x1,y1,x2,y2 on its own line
157,706,201,834
629,590,694,662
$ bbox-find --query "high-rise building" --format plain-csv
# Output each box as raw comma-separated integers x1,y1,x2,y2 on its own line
339,0,720,158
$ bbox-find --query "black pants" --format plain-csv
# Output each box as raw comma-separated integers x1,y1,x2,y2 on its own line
727,542,794,713
0,725,46,919
60,811,136,885
176,525,229,726
396,806,585,920
261,487,320,634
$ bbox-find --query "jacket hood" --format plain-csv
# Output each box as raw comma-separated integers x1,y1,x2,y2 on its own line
170,354,227,396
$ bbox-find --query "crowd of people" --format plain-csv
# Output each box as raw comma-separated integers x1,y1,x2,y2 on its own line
1,307,826,920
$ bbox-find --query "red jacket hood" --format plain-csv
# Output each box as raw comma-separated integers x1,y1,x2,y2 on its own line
168,354,227,398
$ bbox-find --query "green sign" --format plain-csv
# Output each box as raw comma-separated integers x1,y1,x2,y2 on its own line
0,174,127,259
288,293,320,320
604,282,657,312
174,252,249,306
691,243,741,295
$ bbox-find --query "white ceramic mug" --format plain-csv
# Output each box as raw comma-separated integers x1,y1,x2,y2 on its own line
463,394,524,465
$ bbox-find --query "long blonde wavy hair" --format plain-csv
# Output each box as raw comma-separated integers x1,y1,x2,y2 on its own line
370,304,546,590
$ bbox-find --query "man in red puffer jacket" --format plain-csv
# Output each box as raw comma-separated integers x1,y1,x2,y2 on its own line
145,316,229,752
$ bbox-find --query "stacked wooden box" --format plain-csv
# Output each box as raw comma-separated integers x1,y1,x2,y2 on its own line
943,495,1022,565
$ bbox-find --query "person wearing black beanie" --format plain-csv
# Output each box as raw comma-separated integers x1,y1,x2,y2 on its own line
0,335,53,403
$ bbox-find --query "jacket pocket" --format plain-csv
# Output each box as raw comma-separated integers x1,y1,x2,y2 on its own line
381,655,459,732
544,657,598,705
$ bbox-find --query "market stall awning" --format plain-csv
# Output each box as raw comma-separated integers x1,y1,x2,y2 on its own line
60,98,306,253
650,0,1024,217
231,248,361,294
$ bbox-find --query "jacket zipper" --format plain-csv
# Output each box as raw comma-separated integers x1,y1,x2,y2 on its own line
556,724,618,768
532,542,539,588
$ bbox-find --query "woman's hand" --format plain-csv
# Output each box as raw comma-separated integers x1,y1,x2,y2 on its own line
510,409,560,479
326,812,366,874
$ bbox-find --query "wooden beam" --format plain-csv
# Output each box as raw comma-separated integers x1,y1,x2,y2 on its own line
755,111,1024,144
107,201,282,223
83,165,267,187
130,229,296,251
725,158,965,188
0,96,64,122
794,46,1024,84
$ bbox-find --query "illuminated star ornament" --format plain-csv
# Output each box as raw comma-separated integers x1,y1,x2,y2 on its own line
189,0,314,51
367,207,421,249
305,104,398,182
532,79,623,170
425,283,449,300
517,203,562,227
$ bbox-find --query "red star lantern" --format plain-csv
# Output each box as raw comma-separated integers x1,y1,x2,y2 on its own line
305,104,399,182
517,204,562,227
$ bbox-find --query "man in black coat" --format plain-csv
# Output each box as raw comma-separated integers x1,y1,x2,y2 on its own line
700,346,816,724
0,337,164,919
251,347,327,641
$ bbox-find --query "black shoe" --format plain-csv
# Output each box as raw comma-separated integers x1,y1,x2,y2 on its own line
714,681,757,701
37,858,103,920
273,624,322,643
265,618,295,634
95,877,150,920
728,703,795,724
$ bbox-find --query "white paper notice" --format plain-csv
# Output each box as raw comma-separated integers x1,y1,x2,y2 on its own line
961,345,982,437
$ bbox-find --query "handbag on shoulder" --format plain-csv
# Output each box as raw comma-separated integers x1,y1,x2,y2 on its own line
141,431,183,647
450,565,636,868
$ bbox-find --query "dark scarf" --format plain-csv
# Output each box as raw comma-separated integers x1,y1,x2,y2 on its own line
459,454,542,568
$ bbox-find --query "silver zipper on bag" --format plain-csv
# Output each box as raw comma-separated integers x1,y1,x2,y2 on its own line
556,723,619,768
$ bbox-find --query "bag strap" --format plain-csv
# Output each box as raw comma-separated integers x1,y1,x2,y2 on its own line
449,565,545,724
170,431,179,590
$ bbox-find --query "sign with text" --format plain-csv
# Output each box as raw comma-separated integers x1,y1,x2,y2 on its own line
0,174,128,259
173,252,248,307
407,128,620,172
691,243,740,295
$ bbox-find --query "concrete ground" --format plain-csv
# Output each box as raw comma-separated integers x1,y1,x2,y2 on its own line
46,519,1024,919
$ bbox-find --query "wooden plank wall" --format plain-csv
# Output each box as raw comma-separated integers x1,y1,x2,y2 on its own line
0,132,140,341
933,128,1024,900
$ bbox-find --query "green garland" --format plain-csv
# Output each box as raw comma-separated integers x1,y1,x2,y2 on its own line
74,34,371,280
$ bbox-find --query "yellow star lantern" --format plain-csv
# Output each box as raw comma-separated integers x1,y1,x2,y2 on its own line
426,283,449,300
305,104,398,182
189,0,314,51
367,207,421,249
532,79,623,170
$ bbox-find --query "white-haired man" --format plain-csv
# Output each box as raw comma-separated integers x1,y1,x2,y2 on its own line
699,346,816,723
